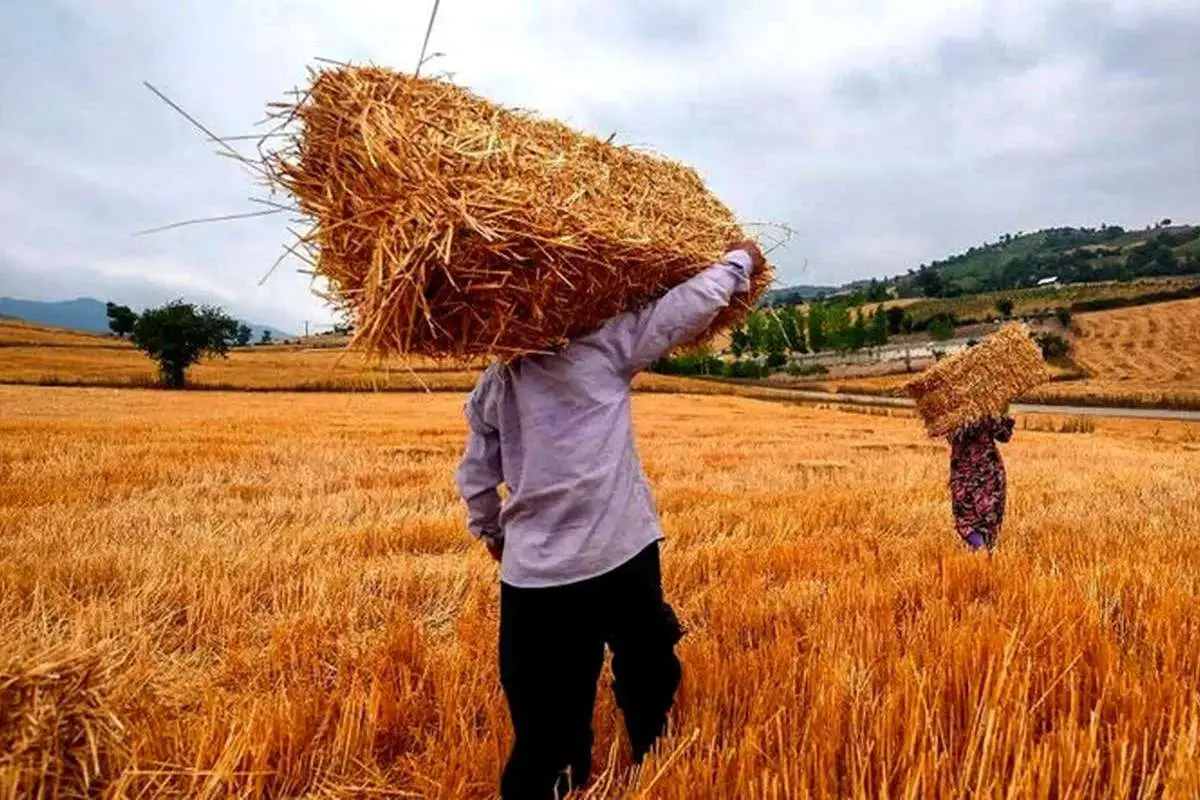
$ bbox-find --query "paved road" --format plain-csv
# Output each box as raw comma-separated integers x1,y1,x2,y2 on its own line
717,384,1200,422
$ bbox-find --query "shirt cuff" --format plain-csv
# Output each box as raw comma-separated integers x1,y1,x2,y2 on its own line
721,249,754,273
718,250,754,292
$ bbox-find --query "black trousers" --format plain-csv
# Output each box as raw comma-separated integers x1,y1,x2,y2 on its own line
498,542,684,800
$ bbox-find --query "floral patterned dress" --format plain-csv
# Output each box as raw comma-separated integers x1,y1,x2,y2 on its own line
948,416,1014,551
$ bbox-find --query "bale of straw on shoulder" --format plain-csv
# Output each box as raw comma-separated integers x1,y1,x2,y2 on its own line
904,323,1050,438
263,64,773,360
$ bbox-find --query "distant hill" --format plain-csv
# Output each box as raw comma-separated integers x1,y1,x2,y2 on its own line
765,221,1200,304
760,284,838,306
898,223,1200,297
0,297,295,342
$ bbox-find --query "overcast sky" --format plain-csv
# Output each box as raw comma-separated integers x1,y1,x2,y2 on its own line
2,0,1197,331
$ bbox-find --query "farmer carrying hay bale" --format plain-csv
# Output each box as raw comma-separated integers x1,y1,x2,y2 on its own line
904,323,1051,552
262,63,772,798
456,240,768,799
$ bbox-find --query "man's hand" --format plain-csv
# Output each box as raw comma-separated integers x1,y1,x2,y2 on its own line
484,535,504,563
726,239,767,273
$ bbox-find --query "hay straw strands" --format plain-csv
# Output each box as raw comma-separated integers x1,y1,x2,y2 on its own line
133,208,285,237
142,81,264,180
0,646,129,798
904,323,1051,438
260,64,773,360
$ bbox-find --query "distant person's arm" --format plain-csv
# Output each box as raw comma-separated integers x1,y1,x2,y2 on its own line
592,241,766,376
455,383,504,559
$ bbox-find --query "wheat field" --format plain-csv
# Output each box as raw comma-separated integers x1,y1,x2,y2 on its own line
3,385,1200,798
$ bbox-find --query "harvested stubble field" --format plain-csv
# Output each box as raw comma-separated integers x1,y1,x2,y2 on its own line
813,299,1200,410
3,386,1200,798
1059,298,1200,402
0,342,482,392
0,321,768,399
0,319,130,349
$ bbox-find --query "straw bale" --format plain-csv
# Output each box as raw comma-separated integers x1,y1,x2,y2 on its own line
263,64,773,359
904,323,1050,438
0,647,129,797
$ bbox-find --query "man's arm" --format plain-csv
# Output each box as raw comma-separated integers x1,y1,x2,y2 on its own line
588,242,765,376
454,389,504,546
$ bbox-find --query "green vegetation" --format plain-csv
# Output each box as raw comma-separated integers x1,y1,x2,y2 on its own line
129,300,240,388
652,301,894,378
929,316,955,341
895,223,1200,297
765,221,1200,311
105,303,138,338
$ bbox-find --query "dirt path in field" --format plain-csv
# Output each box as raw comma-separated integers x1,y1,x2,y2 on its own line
703,383,1200,422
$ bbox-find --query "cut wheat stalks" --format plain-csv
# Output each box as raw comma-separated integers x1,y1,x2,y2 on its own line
259,64,773,360
0,646,129,797
904,323,1051,438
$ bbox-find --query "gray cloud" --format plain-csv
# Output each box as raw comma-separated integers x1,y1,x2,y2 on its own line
1,0,1198,331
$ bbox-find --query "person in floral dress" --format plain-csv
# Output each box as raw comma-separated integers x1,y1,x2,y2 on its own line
948,415,1015,551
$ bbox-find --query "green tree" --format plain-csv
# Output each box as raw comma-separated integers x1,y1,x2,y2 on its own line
916,266,944,298
729,324,749,357
870,307,889,346
259,330,273,346
773,307,806,354
929,315,955,342
866,280,889,303
1036,332,1071,360
849,309,868,350
886,306,906,336
807,304,827,352
824,304,853,352
1055,307,1072,327
996,297,1015,318
131,300,239,388
745,310,769,356
788,307,808,353
105,302,137,338
236,324,253,347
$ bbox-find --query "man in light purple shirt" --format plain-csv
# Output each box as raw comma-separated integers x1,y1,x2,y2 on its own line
456,241,765,799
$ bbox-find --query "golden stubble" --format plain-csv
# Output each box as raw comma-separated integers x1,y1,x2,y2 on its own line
1,386,1199,798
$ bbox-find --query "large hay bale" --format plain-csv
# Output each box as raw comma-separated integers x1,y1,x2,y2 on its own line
904,323,1050,438
263,64,772,360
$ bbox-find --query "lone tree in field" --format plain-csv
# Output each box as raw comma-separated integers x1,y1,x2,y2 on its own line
996,298,1015,318
105,302,138,338
130,300,239,388
236,323,253,347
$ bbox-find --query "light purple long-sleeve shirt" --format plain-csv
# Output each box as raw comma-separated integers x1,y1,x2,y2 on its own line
455,250,755,588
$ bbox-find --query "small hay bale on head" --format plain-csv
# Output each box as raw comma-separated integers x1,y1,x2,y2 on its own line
904,323,1050,438
263,64,773,361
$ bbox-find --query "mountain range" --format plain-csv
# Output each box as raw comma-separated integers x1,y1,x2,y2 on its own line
0,297,296,341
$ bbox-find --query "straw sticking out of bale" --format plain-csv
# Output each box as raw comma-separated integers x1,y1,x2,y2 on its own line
262,65,773,359
0,647,129,797
904,323,1050,438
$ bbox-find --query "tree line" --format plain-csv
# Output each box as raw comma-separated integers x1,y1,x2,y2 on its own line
732,302,893,360
652,301,899,378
